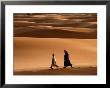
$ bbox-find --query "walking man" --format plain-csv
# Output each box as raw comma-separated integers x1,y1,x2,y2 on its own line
64,50,72,68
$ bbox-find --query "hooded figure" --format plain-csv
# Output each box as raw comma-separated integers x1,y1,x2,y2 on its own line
64,50,72,68
50,54,59,69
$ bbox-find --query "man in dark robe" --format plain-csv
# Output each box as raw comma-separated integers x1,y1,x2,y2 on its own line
64,50,72,68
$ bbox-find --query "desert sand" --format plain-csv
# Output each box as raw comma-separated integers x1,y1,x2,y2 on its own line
14,67,97,75
14,37,97,75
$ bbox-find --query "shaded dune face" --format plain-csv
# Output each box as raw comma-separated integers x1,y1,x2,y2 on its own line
14,13,97,39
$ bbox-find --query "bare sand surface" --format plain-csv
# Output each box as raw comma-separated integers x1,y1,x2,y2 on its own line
14,67,97,75
14,37,97,75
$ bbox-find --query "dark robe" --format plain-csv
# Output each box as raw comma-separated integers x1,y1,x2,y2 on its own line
64,51,72,66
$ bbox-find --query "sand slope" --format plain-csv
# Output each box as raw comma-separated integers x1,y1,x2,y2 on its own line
14,37,97,73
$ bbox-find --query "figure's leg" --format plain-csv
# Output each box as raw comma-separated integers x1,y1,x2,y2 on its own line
71,64,72,68
55,65,59,68
50,64,52,68
63,66,66,68
50,64,53,69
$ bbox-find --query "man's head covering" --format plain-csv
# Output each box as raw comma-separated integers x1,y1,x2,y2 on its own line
64,50,67,53
52,53,54,56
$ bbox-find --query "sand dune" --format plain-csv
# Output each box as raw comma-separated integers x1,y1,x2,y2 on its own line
14,37,97,73
14,28,97,39
14,13,97,39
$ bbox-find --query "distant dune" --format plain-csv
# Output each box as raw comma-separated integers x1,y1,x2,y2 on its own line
14,67,97,75
14,27,97,39
14,13,97,39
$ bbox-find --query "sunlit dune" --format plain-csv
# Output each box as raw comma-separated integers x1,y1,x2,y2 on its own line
30,15,47,18
14,26,97,39
14,21,35,23
14,21,36,27
27,26,96,33
14,37,97,73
